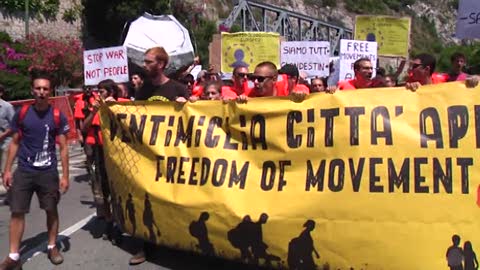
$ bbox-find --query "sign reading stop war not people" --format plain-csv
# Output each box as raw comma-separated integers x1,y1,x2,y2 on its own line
456,0,480,39
280,41,330,77
84,46,129,86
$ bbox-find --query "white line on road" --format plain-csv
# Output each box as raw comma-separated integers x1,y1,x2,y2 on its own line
21,212,96,264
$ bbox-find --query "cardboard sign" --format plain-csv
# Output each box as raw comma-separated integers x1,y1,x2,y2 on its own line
456,0,480,39
355,15,411,57
221,32,280,73
84,46,129,86
280,41,330,78
339,39,377,81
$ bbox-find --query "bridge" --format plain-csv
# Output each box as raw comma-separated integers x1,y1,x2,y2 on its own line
221,0,353,54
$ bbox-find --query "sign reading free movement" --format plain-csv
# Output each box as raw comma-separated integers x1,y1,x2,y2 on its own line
83,46,129,86
339,39,377,81
100,82,480,270
280,41,330,78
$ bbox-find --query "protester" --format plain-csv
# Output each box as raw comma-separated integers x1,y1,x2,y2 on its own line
0,85,14,178
334,58,383,90
310,77,328,93
130,46,189,265
73,86,96,173
249,61,279,97
81,79,124,246
406,53,479,91
180,74,195,95
383,75,397,87
201,81,222,100
0,71,70,269
135,47,189,103
446,52,468,82
221,66,251,100
277,64,310,95
130,69,146,99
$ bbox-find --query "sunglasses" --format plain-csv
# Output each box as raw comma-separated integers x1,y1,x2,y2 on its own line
248,74,274,83
235,72,248,78
410,63,424,70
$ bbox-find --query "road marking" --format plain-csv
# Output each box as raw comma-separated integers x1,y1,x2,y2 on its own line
21,212,96,264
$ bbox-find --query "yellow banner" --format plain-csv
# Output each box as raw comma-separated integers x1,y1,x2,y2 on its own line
354,15,411,57
100,82,480,270
221,32,280,73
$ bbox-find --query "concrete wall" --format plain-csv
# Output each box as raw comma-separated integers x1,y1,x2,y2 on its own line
0,0,82,40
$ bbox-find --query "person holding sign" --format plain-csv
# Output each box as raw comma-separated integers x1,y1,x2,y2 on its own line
335,58,382,90
406,53,479,91
248,61,279,97
135,47,189,103
248,62,308,102
129,46,189,266
221,66,252,101
277,64,310,96
446,52,468,82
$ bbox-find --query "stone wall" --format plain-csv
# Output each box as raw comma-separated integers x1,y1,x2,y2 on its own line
0,0,82,41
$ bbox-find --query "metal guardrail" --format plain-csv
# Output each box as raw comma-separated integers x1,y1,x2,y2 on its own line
222,0,353,55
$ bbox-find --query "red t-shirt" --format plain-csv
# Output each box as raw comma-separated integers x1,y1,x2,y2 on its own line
275,74,311,96
192,83,204,97
74,97,102,145
221,82,252,99
337,79,357,90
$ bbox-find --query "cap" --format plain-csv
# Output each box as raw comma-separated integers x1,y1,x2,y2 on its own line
278,64,299,78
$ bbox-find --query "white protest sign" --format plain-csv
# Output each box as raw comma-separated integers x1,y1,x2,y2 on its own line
190,65,202,79
84,46,129,86
339,39,377,81
456,0,480,39
280,41,330,77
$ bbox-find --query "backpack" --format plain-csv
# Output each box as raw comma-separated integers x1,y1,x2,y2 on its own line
17,104,61,139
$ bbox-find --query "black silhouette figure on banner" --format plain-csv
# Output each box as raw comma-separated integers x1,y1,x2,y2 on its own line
115,195,125,230
143,193,161,243
126,193,136,236
464,241,479,270
228,213,280,266
189,212,215,256
287,220,320,270
228,215,254,262
229,49,249,69
446,235,464,270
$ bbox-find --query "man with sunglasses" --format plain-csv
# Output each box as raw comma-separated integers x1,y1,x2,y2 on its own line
221,66,252,100
248,61,279,97
406,53,478,91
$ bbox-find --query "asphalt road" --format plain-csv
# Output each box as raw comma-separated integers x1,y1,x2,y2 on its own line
0,144,268,270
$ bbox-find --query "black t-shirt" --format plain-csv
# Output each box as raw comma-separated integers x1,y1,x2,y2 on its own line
135,79,189,101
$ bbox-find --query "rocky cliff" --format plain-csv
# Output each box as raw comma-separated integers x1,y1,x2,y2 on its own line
184,0,459,53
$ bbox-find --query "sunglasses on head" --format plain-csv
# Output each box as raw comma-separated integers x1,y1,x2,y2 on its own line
248,74,273,83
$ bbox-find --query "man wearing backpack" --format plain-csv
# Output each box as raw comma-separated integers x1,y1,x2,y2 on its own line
0,71,70,270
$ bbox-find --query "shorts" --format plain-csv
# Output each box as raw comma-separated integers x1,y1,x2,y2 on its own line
7,169,60,213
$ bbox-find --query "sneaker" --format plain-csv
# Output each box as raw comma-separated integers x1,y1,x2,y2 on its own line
128,250,146,265
0,256,21,270
47,247,64,265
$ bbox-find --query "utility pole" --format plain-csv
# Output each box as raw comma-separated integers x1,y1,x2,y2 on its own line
25,0,29,38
